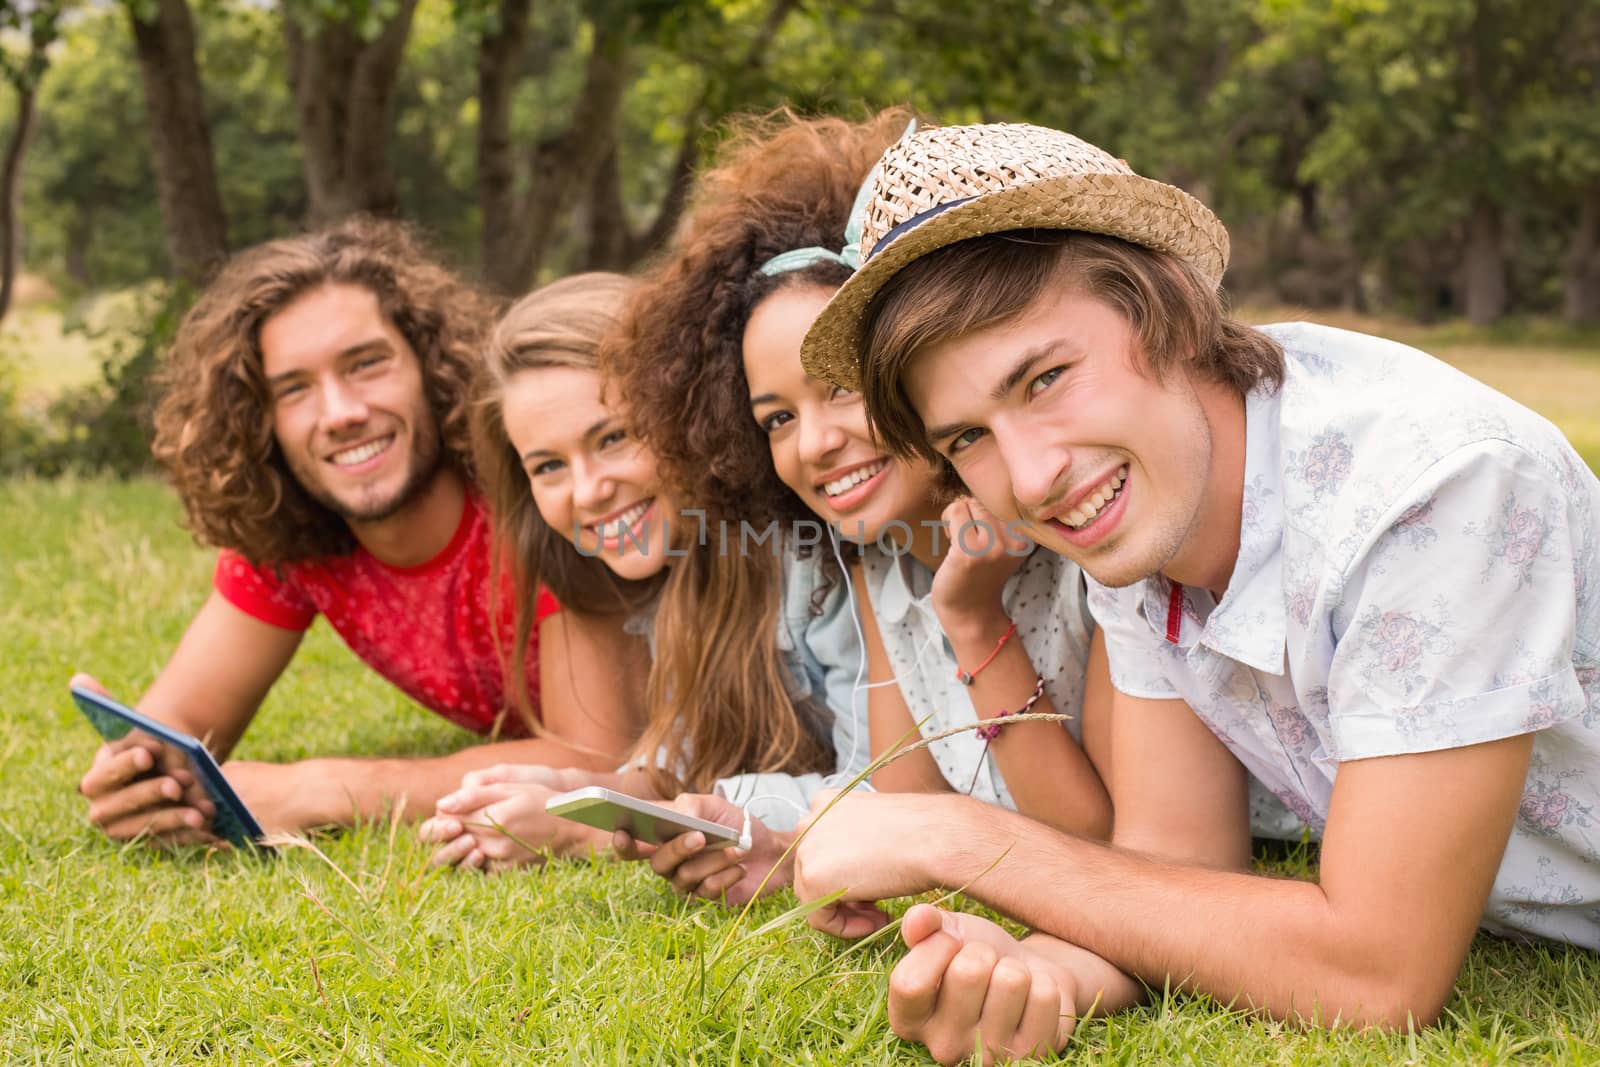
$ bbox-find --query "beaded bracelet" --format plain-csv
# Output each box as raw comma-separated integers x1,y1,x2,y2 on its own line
955,620,1017,686
974,676,1046,741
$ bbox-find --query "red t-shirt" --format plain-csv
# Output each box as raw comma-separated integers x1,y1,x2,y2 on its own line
213,492,560,737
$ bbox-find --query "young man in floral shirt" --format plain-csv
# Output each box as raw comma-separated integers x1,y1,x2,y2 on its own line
790,122,1599,1063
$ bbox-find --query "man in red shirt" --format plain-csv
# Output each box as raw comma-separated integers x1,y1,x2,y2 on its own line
76,219,641,843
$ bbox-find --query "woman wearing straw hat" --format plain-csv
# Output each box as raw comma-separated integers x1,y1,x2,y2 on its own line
788,121,1600,1060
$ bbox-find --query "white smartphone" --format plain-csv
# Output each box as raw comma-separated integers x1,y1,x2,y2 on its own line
543,786,744,849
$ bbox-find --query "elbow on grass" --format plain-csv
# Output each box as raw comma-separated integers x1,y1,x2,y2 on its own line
1293,972,1452,1032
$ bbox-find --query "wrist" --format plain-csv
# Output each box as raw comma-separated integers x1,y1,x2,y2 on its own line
934,796,1009,887
937,604,1012,650
299,758,367,828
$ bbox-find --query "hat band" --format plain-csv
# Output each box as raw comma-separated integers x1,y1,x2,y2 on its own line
864,195,975,263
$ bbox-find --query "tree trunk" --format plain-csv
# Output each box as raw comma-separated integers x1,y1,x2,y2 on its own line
1463,194,1506,325
576,0,797,273
1565,186,1600,323
0,82,36,321
504,14,629,292
627,121,699,263
580,127,697,272
127,0,229,282
285,0,418,224
583,144,630,272
477,0,534,293
64,202,93,288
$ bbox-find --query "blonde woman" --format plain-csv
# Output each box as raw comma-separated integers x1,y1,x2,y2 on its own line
420,273,865,871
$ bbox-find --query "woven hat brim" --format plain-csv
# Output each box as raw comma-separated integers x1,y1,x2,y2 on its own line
800,171,1229,392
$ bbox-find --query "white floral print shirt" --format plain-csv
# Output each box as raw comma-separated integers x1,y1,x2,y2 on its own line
1089,322,1600,948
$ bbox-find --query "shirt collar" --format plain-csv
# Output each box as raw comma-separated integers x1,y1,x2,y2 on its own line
872,550,924,624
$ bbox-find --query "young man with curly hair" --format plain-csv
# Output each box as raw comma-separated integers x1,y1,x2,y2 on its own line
790,123,1599,1062
76,219,641,843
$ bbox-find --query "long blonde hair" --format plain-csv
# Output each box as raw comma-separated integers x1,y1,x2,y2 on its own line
474,272,830,788
471,272,664,731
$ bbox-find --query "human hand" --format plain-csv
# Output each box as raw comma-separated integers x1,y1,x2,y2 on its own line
75,673,218,846
613,793,791,906
793,789,970,939
422,770,597,872
888,904,1078,1066
930,498,1030,637
449,763,598,793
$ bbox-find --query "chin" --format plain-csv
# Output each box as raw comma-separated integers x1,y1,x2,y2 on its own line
603,550,670,582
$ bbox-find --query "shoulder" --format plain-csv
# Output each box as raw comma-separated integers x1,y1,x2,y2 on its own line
1262,323,1583,566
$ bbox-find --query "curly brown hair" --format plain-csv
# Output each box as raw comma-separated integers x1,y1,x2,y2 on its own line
151,217,499,565
603,107,916,535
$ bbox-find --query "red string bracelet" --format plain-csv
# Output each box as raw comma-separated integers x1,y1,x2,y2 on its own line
955,620,1017,686
975,676,1046,741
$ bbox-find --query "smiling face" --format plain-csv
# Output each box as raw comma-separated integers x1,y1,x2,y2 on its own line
744,285,942,543
500,364,674,581
261,282,442,527
904,285,1243,589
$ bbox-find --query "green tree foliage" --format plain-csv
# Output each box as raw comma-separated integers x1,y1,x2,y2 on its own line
18,0,1600,308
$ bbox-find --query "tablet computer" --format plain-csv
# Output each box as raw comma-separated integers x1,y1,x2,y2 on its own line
544,786,744,849
71,684,267,849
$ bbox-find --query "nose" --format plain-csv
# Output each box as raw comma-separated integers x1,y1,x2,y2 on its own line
319,376,370,432
994,421,1069,512
797,407,848,467
570,457,615,513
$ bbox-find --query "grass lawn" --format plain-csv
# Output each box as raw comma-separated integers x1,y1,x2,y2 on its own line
3,326,1600,1063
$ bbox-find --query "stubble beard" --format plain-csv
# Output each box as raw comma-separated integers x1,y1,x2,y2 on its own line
299,416,445,526
1079,417,1214,591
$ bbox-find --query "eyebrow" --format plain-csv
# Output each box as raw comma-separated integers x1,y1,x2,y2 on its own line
520,417,613,463
748,393,780,407
921,342,1069,444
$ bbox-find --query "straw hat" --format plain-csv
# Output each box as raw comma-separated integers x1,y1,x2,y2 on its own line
799,123,1230,391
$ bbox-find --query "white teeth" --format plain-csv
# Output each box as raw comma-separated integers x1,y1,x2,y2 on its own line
331,437,393,466
822,460,887,498
1063,465,1128,530
592,500,650,541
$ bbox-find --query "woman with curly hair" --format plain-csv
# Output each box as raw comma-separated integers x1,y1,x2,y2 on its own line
419,271,866,872
595,108,1115,905
75,217,644,845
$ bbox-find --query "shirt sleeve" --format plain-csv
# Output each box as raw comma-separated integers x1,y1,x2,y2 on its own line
1084,579,1180,699
213,550,316,631
1327,439,1588,760
713,548,871,832
535,587,562,623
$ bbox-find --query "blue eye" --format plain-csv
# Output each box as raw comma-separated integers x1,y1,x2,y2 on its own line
1029,366,1064,397
948,427,985,454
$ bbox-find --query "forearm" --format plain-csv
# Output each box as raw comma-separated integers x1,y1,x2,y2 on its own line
925,799,1437,1027
947,621,1110,837
284,738,618,826
985,698,1109,838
